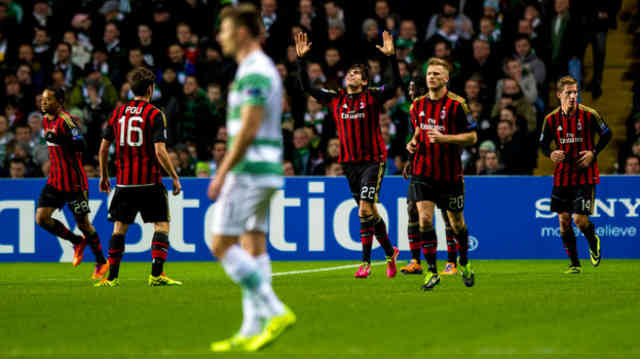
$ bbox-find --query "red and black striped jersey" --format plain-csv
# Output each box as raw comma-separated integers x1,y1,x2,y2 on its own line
322,88,387,163
103,100,167,186
296,56,402,164
540,104,610,187
410,91,475,183
43,110,88,192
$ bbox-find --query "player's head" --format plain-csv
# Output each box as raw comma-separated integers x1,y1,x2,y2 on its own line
129,67,156,99
41,86,65,114
556,75,578,109
345,63,368,91
217,3,262,57
425,57,450,92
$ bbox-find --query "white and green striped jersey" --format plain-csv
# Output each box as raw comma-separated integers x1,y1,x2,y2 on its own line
226,50,283,187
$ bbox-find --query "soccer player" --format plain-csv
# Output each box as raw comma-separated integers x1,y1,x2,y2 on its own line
406,58,477,290
400,76,459,276
96,67,182,287
36,87,109,280
539,76,611,274
208,4,295,352
295,31,400,278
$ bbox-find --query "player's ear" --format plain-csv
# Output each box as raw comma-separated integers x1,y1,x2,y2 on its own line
147,84,153,98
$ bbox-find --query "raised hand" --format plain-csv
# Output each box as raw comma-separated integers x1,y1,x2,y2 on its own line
295,32,312,58
376,31,395,56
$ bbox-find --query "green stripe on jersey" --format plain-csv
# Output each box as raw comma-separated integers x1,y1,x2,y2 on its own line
231,74,271,92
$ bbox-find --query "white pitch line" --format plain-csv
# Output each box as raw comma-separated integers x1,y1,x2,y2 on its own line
272,261,385,277
30,261,388,281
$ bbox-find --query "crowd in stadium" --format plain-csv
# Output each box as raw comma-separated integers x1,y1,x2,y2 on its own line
1,0,639,179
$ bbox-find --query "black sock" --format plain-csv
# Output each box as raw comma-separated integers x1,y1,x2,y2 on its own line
43,219,82,244
373,217,394,257
456,227,469,266
561,230,580,267
151,231,169,276
360,216,374,263
582,222,598,252
420,227,437,273
107,234,125,280
408,220,420,263
85,231,106,264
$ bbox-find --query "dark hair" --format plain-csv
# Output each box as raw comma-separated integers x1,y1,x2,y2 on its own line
410,74,427,99
219,3,262,38
211,139,226,150
129,67,156,96
57,41,72,52
9,157,26,166
45,86,65,104
347,63,369,83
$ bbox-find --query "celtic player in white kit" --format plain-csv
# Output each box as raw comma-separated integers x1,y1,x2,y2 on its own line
207,4,295,352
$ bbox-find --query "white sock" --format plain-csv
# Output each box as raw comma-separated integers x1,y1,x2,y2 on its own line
255,280,285,317
254,253,272,319
238,289,263,337
255,253,271,283
220,245,261,289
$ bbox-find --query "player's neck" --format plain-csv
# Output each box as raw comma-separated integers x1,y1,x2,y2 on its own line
428,87,447,101
346,86,363,95
133,96,150,103
562,104,577,117
234,40,261,64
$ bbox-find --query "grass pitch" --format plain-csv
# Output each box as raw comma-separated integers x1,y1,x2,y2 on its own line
1,259,639,357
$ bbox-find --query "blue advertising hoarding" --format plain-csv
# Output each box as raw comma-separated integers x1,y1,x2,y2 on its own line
0,176,638,262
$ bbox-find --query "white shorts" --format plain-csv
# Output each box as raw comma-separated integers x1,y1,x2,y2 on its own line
210,174,278,237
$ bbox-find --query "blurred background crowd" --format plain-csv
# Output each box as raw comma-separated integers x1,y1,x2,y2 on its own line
1,0,639,180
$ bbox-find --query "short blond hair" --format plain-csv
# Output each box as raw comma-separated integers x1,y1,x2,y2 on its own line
557,76,578,92
426,57,451,73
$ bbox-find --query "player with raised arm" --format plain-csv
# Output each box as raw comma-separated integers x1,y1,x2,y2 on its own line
295,31,400,278
539,76,611,274
36,87,109,279
208,4,295,352
406,58,477,290
96,67,182,287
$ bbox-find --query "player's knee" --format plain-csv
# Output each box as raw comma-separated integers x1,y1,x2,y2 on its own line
418,213,433,228
211,236,233,258
35,211,51,227
450,220,466,234
358,206,374,218
154,222,169,233
558,216,572,232
574,215,590,230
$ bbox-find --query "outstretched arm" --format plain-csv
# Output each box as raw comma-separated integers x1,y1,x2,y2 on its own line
295,32,335,105
375,31,402,102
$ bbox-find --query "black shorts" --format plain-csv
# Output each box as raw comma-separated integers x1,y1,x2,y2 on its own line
342,162,385,203
108,183,170,224
550,184,595,215
37,184,90,216
409,176,465,212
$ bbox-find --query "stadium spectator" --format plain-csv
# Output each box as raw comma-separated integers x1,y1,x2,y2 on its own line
491,78,536,135
624,155,640,174
208,140,226,176
495,57,538,104
9,157,26,178
282,160,295,176
513,35,546,88
325,161,343,176
479,150,505,175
